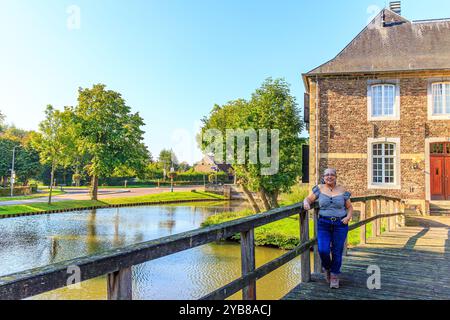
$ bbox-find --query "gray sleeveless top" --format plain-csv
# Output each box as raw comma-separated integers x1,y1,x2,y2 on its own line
312,185,351,218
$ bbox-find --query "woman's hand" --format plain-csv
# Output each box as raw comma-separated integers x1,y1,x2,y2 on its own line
341,216,352,225
303,199,311,211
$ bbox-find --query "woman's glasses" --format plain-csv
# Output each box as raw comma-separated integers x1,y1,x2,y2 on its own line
324,174,336,177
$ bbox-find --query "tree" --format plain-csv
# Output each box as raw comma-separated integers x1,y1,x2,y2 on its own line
199,78,303,213
31,105,74,204
178,161,191,172
0,111,5,133
0,126,42,188
158,149,179,178
0,137,16,187
73,84,148,200
14,137,42,186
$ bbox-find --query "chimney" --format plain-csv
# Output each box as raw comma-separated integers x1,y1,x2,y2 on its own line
390,1,401,15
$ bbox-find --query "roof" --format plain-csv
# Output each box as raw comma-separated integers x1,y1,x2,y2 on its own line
305,9,450,78
195,154,233,173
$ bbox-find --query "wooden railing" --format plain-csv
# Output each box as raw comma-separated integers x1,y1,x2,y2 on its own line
0,195,405,300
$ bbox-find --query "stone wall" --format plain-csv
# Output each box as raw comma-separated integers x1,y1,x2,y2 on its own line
308,72,450,214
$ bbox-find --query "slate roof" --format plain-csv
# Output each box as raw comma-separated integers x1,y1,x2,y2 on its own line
305,9,450,76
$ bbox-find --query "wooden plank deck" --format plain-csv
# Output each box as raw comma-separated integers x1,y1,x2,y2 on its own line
283,216,450,300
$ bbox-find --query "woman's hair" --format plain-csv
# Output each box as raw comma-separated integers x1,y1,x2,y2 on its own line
324,168,337,177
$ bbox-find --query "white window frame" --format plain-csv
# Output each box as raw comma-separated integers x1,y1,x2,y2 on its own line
367,138,401,190
428,80,450,120
367,80,400,121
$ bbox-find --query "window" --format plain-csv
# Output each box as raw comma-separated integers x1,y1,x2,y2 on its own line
367,81,400,121
372,85,395,116
367,138,401,190
372,143,395,184
431,83,450,115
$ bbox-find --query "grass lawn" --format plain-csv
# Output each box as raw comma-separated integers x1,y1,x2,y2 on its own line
0,190,65,202
0,200,106,215
0,191,225,216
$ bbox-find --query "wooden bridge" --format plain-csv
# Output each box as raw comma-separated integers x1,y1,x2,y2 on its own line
0,195,448,300
283,216,450,300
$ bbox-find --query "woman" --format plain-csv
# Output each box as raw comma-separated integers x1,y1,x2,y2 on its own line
303,168,353,289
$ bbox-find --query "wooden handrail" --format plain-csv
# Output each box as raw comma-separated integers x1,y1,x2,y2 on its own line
0,195,404,300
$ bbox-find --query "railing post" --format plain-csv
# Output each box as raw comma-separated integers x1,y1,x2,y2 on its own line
107,267,132,300
360,201,367,245
381,199,387,234
370,199,377,238
240,229,256,300
394,200,401,229
388,200,395,232
386,200,391,232
400,201,406,227
376,199,382,236
300,210,311,283
313,208,322,274
343,237,348,256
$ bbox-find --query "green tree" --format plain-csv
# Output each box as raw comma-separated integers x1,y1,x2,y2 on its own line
0,137,16,187
14,137,42,186
158,149,179,177
74,84,148,200
0,111,5,133
178,161,191,172
0,127,42,188
31,105,74,204
199,78,303,213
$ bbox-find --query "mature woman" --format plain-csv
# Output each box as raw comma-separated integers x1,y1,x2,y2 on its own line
303,168,353,289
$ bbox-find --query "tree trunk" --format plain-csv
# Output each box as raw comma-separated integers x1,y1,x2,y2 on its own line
241,184,260,213
48,164,55,205
269,191,279,208
258,188,272,211
90,175,99,201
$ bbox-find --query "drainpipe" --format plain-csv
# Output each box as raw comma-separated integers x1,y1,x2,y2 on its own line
315,75,320,185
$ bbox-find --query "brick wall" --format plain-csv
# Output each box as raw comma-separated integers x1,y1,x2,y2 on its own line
309,73,450,210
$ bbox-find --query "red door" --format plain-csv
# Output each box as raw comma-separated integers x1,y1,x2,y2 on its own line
430,143,450,200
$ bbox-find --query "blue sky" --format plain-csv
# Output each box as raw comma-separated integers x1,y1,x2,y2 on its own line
1,0,449,164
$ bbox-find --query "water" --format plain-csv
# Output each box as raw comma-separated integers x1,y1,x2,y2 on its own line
0,201,307,300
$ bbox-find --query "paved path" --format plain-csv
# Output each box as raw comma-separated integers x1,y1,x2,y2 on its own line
283,216,450,300
0,186,205,206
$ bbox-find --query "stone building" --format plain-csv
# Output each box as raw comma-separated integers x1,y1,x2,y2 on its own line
193,155,234,178
303,3,450,214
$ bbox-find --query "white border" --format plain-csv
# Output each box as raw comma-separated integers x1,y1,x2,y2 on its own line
367,80,401,121
367,137,401,190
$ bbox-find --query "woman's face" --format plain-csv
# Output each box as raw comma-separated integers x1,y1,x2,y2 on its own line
324,171,336,185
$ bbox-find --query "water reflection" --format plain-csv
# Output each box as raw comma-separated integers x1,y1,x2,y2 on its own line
0,201,306,300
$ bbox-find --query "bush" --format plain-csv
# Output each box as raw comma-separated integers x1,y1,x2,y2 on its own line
0,186,32,197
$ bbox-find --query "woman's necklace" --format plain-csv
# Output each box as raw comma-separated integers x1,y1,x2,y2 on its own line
328,184,336,193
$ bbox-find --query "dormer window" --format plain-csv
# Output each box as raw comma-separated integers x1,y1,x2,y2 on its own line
367,81,400,121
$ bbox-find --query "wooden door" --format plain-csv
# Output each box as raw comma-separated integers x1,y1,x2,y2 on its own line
431,157,444,199
430,142,450,200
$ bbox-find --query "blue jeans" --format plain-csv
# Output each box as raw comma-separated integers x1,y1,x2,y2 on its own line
317,216,349,275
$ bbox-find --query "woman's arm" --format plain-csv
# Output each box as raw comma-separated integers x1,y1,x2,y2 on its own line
303,193,318,211
341,199,353,225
